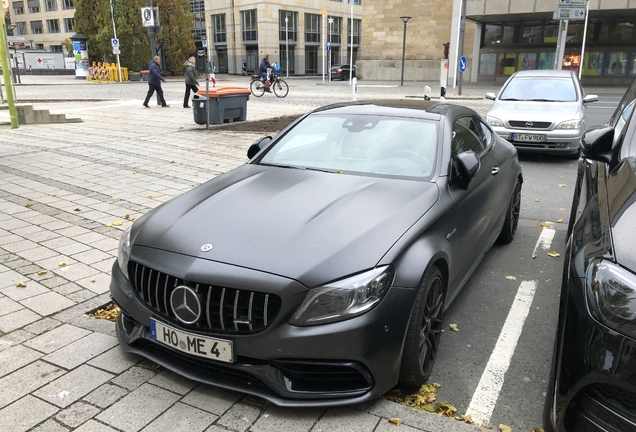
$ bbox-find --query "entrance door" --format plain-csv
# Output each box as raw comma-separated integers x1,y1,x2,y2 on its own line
279,45,295,75
215,47,228,73
306,46,318,74
246,45,259,74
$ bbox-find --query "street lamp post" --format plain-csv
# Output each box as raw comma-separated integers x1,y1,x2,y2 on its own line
349,0,354,85
400,16,411,86
328,17,334,82
285,16,289,78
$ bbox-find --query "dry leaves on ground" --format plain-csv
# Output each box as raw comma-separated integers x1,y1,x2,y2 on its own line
88,303,120,322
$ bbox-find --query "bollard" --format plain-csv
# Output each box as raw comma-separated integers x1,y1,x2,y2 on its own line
440,79,446,102
352,77,357,101
424,85,431,101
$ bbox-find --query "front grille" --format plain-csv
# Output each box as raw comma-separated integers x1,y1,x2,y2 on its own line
509,120,552,129
129,261,282,335
564,384,636,432
273,359,373,393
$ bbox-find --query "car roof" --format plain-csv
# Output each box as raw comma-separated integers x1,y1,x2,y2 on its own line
310,99,474,120
512,70,575,79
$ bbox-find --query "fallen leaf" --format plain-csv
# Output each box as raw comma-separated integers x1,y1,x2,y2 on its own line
336,170,344,174
194,173,198,176
105,223,113,227
506,276,517,280
58,261,67,267
74,208,81,211
37,270,48,276
215,163,219,166
547,251,561,258
388,418,402,426
170,160,175,163
456,414,475,424
532,254,537,259
112,196,117,200
435,401,457,417
500,425,514,432
108,201,114,204
16,282,27,288
26,203,33,207
88,303,120,322
557,218,564,223
90,279,96,283
559,184,566,187
132,171,137,174
148,195,153,198
449,324,459,332
535,198,540,202
533,428,545,432
539,222,550,227
112,221,123,226
560,208,567,211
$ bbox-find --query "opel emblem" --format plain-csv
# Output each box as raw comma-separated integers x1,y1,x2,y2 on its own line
525,121,533,128
170,285,201,325
201,244,213,252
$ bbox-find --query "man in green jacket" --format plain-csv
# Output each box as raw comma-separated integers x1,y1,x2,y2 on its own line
183,56,199,108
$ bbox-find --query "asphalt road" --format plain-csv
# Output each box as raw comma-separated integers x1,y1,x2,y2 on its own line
427,92,621,431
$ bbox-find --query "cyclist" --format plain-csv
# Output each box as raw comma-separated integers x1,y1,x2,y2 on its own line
258,54,272,92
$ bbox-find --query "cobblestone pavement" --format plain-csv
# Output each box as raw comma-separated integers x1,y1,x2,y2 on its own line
0,74,605,432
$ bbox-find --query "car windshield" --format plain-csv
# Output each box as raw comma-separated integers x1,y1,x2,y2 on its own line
500,77,577,102
259,114,438,179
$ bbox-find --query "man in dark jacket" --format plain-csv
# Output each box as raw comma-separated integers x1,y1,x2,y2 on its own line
183,56,199,108
143,56,169,108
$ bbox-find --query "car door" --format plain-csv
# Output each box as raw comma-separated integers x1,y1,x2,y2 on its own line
443,115,503,296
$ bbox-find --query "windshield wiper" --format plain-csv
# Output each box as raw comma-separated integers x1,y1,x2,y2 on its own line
500,98,521,101
529,98,557,102
260,162,302,170
304,167,340,173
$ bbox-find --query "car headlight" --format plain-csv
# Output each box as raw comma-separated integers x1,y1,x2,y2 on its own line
117,226,132,280
289,266,395,326
486,116,503,127
587,260,636,339
556,119,583,129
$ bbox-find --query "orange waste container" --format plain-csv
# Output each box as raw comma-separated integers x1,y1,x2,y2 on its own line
192,87,251,125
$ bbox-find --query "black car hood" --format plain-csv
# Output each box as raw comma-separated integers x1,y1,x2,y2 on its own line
134,164,439,287
608,157,636,274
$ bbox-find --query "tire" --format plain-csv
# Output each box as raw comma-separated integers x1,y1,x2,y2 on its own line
273,79,289,98
250,80,265,97
497,178,521,244
399,265,445,387
542,338,559,432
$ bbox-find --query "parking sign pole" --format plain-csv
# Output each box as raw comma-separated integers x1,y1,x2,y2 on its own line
578,0,590,80
108,0,122,82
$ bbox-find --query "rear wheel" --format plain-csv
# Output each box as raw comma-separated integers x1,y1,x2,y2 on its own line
273,79,289,98
250,80,265,97
497,178,521,244
399,265,445,387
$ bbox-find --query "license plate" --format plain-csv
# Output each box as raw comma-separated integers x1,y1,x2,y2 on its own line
510,133,546,143
150,318,234,363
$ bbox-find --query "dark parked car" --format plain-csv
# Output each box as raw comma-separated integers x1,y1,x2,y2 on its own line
330,64,356,80
544,79,636,431
111,100,523,406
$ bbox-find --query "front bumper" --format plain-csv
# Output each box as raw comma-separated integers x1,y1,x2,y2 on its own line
552,277,636,432
492,127,582,154
110,257,417,407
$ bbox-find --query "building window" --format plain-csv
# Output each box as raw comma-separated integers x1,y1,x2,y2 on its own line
64,17,73,32
347,18,361,45
16,22,28,35
61,0,73,10
50,45,63,52
521,24,541,44
28,0,39,13
213,13,226,43
305,14,320,44
279,10,297,42
47,19,60,33
241,9,257,42
327,16,342,44
30,20,43,34
13,1,24,14
330,0,343,2
45,0,57,11
353,0,362,4
191,0,205,40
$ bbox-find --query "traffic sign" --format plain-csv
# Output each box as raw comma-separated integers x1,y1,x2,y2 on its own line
202,40,208,48
459,56,467,73
111,38,119,47
553,7,585,20
558,0,586,5
113,47,121,55
326,42,331,51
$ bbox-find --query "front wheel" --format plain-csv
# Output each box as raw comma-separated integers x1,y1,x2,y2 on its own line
399,265,445,387
273,79,289,98
250,80,265,97
497,178,521,244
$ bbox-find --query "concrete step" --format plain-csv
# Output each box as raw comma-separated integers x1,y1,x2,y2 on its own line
0,103,82,125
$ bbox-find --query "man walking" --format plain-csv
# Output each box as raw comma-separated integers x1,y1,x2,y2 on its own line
143,56,169,108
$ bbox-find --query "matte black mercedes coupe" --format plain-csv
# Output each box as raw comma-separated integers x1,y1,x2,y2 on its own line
110,100,523,406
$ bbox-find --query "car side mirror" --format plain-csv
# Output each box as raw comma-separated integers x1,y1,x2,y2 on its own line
455,151,480,190
485,92,496,101
247,136,273,159
583,94,599,103
581,126,614,164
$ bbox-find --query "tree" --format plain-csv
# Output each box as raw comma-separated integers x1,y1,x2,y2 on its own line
154,0,196,74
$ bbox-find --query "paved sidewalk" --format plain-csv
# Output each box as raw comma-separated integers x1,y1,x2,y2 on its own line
0,74,618,432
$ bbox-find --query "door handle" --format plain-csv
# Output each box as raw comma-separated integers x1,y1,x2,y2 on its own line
492,166,500,175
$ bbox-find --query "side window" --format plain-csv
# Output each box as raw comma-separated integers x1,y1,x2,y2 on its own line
452,117,486,158
478,120,493,148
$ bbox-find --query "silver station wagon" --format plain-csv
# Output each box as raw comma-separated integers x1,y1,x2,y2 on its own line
485,70,598,158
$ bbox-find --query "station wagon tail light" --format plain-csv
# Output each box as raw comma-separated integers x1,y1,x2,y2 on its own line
486,116,503,127
337,68,343,73
117,227,132,280
289,266,394,326
587,260,636,339
556,119,583,129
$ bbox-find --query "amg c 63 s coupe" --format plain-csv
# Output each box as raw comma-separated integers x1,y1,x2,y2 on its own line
110,100,523,406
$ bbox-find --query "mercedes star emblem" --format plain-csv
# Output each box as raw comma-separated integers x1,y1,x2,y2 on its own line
170,285,201,325
201,244,213,252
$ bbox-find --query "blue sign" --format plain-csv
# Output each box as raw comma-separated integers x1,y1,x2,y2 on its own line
326,42,331,51
459,56,467,73
111,38,119,47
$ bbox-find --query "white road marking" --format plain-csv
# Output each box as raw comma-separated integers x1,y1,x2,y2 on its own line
464,227,555,427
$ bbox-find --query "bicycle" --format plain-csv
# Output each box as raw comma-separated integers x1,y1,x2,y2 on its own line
250,71,289,98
